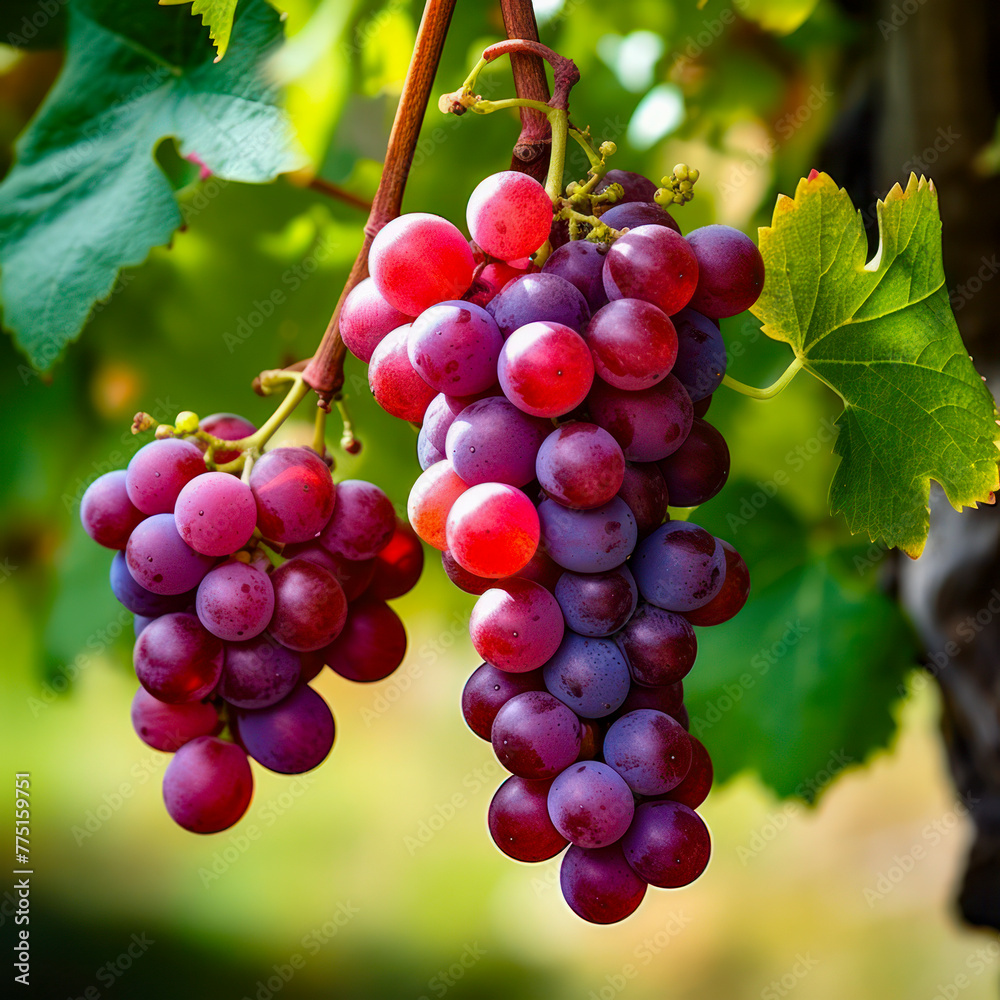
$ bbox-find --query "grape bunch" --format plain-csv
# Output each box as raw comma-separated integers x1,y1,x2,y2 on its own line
344,165,757,923
79,414,423,834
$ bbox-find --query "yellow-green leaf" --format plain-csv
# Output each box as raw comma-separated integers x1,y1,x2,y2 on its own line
751,171,1000,557
160,0,239,61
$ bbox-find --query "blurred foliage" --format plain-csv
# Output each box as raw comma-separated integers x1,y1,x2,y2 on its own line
2,1,982,996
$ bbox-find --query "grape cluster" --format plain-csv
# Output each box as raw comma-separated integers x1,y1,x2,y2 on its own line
80,414,423,834
343,166,758,922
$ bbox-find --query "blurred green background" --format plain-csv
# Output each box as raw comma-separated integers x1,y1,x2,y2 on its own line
2,0,998,997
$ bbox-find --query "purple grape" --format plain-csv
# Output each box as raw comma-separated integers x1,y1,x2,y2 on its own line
594,169,657,204
587,375,693,462
662,735,713,809
541,241,609,312
130,687,220,752
604,710,692,795
319,480,395,560
685,224,764,318
621,800,711,887
173,472,257,557
195,561,274,641
125,438,206,516
407,300,503,394
417,427,444,470
684,540,750,627
249,447,335,544
671,308,727,402
631,522,726,611
162,736,253,834
110,551,192,616
134,614,156,637
445,396,549,487
235,684,335,774
538,496,637,573
133,612,224,704
619,603,696,686
658,418,730,507
125,513,215,595
617,680,684,718
489,273,591,337
489,775,568,863
470,579,565,673
339,276,414,363
461,663,546,740
536,423,625,510
693,394,712,417
80,471,145,549
584,298,678,391
543,632,631,718
287,545,375,602
321,596,407,682
554,565,637,637
602,226,699,316
547,760,635,849
269,559,348,651
490,690,582,779
599,200,679,234
560,843,647,924
219,634,301,709
616,463,669,537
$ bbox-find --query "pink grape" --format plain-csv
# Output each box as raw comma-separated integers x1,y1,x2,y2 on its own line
466,171,553,259
126,513,214,594
162,736,253,834
110,550,193,617
368,519,424,600
464,261,527,308
498,321,594,418
322,596,407,682
584,298,678,390
125,438,205,515
407,300,503,395
369,213,475,315
602,225,699,316
269,559,348,651
195,561,275,641
130,687,220,752
587,375,693,462
340,276,413,363
368,324,437,422
133,612,224,704
446,483,539,578
174,472,256,557
489,775,568,862
407,461,468,551
536,423,625,510
417,427,444,469
319,479,395,560
249,447,335,544
80,470,145,549
685,224,765,318
200,413,257,465
286,545,375,602
469,579,565,672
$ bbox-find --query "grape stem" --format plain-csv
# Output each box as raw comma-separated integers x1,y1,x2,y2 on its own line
722,357,804,400
299,0,458,401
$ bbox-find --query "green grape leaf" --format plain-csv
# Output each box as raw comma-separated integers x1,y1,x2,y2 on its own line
684,554,918,802
752,171,1000,557
0,0,304,371
159,0,239,61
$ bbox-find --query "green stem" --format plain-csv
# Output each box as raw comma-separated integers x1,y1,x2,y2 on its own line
471,97,554,117
722,357,804,400
544,108,569,203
